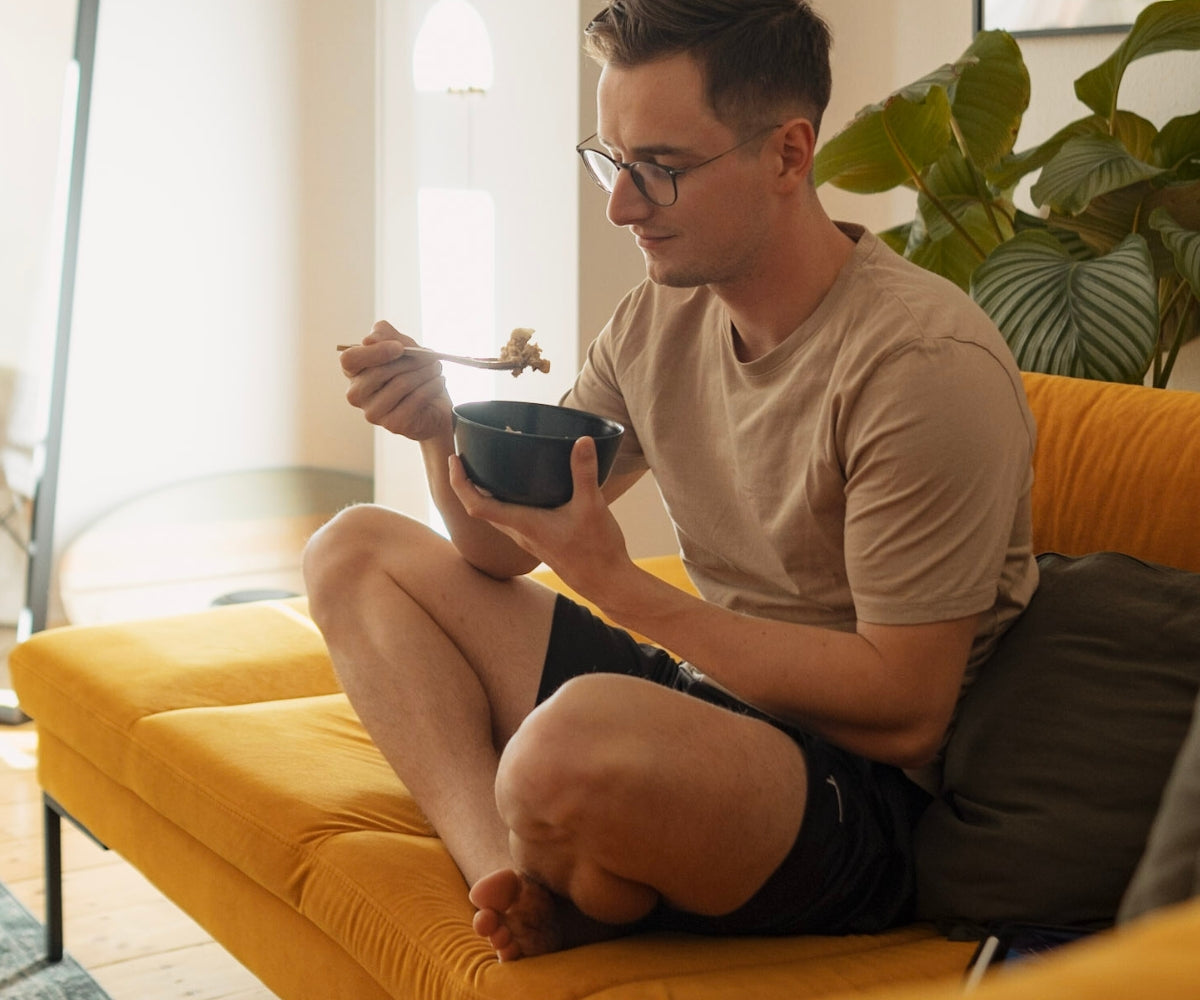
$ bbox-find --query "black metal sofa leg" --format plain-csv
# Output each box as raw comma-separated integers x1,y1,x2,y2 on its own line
44,795,63,962
42,792,108,962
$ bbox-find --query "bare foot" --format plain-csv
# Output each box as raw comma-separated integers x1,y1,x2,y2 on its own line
469,869,561,961
469,868,630,962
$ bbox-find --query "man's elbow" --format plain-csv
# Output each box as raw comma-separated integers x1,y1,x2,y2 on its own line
880,715,950,770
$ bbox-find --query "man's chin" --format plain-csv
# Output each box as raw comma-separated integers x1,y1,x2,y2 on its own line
644,261,706,288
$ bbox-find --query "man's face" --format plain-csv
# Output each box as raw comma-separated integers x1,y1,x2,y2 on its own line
594,53,776,289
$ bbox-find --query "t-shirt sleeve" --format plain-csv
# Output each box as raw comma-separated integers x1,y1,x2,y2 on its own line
560,299,650,480
839,339,1035,625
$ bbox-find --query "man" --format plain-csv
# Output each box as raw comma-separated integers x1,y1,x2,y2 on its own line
305,0,1037,964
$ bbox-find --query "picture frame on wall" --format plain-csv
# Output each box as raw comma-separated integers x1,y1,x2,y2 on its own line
974,0,1155,36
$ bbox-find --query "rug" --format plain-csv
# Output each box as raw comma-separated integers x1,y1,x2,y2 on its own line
0,881,112,999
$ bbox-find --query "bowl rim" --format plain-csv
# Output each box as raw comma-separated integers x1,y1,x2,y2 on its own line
452,399,625,441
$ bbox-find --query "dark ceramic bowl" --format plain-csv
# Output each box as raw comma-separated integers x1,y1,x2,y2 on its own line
452,400,625,507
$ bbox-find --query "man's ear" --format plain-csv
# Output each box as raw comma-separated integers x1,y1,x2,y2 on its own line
777,117,817,188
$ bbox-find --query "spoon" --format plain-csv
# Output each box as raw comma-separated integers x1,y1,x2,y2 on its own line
335,343,525,371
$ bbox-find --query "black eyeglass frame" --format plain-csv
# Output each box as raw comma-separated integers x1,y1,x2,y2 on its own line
576,123,783,207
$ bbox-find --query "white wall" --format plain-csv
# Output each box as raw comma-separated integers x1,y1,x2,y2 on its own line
0,0,76,373
14,0,377,587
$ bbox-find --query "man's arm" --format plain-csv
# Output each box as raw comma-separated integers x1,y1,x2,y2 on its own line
587,563,976,768
432,439,643,579
449,437,973,768
340,322,553,579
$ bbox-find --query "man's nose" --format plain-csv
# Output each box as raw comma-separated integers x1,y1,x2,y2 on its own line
605,169,653,228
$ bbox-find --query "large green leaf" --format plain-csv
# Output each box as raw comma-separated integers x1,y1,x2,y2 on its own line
1049,178,1200,271
897,146,1015,287
917,147,997,241
1148,179,1200,231
921,148,979,231
892,59,965,105
1012,211,1097,260
909,204,1010,290
950,30,1029,171
970,231,1158,382
813,86,953,192
1151,110,1200,176
1111,110,1163,163
988,111,1149,191
815,32,1028,194
878,223,912,256
1150,207,1200,298
1044,181,1155,256
1030,134,1164,214
1075,1,1200,121
1146,210,1200,384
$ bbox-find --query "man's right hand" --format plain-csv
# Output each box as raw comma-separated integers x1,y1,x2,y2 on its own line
341,320,452,442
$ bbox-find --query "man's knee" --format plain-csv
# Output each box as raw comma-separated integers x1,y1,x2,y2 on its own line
494,675,628,831
303,505,426,610
306,503,384,574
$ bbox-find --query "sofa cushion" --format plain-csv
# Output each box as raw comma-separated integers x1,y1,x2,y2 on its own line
1119,691,1200,923
914,551,1200,930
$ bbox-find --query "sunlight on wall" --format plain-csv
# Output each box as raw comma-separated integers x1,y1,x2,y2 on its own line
413,0,496,533
416,187,495,406
412,0,494,93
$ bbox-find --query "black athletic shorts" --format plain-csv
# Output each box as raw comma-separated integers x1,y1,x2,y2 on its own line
537,594,931,937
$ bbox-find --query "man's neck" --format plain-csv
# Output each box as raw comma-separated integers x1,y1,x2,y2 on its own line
717,214,857,363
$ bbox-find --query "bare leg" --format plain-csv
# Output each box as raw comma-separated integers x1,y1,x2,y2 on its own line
470,673,810,960
303,504,557,885
307,512,808,962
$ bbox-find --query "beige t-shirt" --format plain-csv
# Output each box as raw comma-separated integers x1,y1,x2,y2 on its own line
563,227,1038,682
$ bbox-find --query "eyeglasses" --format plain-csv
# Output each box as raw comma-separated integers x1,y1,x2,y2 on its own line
576,124,782,207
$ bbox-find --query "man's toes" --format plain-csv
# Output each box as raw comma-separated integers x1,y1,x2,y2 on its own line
472,907,501,938
497,941,523,963
469,868,523,912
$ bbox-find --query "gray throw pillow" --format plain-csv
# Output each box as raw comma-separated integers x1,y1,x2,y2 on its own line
1118,690,1200,923
914,551,1200,931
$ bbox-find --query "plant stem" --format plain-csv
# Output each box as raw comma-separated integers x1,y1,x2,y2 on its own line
882,113,989,261
1159,291,1196,389
948,114,1006,243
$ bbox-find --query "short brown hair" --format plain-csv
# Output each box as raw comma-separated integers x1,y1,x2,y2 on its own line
583,0,833,137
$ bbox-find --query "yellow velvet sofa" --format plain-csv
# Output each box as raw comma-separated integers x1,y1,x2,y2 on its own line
10,371,1200,1000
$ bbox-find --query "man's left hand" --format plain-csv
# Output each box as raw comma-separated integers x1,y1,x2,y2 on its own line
448,435,633,600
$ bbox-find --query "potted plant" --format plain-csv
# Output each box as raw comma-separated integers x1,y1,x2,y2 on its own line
813,0,1200,387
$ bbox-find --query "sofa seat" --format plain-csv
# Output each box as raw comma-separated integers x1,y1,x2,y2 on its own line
12,595,975,1000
